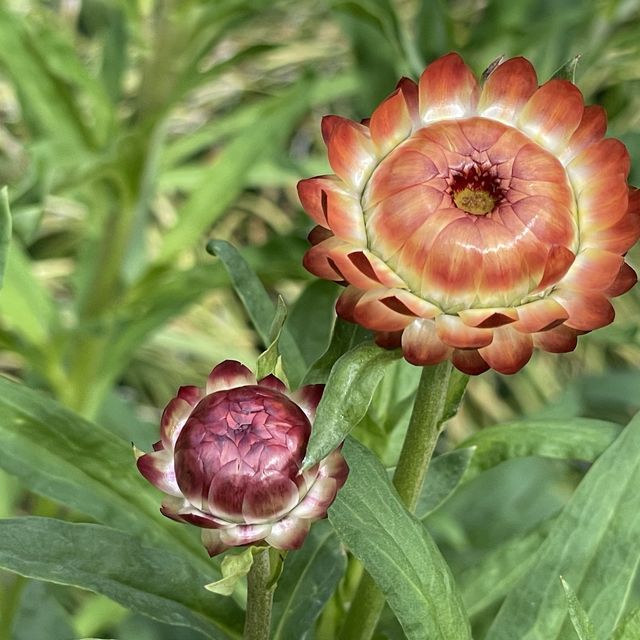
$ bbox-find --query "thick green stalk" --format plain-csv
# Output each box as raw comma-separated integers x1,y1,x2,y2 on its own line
339,361,462,640
244,549,274,640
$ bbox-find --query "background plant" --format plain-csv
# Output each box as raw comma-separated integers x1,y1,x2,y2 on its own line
0,0,639,639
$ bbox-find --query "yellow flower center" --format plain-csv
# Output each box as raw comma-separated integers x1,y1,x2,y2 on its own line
453,187,496,216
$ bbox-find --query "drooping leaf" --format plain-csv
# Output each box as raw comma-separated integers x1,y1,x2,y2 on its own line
416,448,475,519
301,343,401,470
459,418,622,480
486,411,640,640
329,439,471,640
0,518,243,640
271,520,347,640
206,239,306,387
0,377,209,569
560,577,597,640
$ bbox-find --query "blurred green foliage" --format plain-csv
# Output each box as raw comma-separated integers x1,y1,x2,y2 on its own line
0,0,640,638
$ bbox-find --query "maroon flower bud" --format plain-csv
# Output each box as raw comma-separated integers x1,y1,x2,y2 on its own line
136,361,348,556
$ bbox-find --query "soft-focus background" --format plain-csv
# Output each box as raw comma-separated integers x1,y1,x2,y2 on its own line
1,0,639,638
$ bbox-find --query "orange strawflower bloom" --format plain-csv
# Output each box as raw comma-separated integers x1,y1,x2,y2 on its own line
299,54,640,374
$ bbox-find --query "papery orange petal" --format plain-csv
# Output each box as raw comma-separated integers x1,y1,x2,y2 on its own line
352,290,414,331
452,348,490,375
561,248,624,292
435,314,494,348
458,307,518,328
297,176,332,228
375,331,403,349
587,190,640,253
519,79,584,151
396,77,420,124
569,138,630,185
326,117,376,190
478,326,533,374
321,115,341,145
366,184,447,260
476,218,531,304
303,237,347,281
330,248,407,290
418,53,479,122
603,263,637,298
478,57,538,124
335,286,365,322
577,174,629,232
380,289,441,319
370,88,414,153
512,298,568,333
364,149,441,208
422,217,482,308
511,196,576,247
532,324,578,353
559,105,607,164
534,245,576,292
401,318,452,365
552,289,615,331
308,225,333,246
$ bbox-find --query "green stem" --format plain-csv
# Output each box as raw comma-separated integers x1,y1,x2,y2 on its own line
244,549,274,640
339,361,462,640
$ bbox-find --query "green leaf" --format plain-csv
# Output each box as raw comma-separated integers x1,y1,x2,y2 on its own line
206,240,306,388
0,242,58,345
416,448,475,519
458,520,553,617
459,418,622,480
301,343,401,470
205,547,260,597
287,280,340,368
0,187,10,289
0,377,209,569
302,318,371,386
560,577,598,640
256,295,288,382
612,607,640,640
0,518,243,640
12,581,75,640
159,79,314,261
329,439,471,640
551,54,581,82
271,520,346,640
486,411,640,640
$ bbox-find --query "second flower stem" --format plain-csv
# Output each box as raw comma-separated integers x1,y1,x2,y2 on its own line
338,361,463,640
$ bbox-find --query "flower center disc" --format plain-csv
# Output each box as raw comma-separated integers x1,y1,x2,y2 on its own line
452,187,495,215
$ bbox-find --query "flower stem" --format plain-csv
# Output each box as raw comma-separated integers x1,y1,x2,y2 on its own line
338,361,464,640
244,549,274,640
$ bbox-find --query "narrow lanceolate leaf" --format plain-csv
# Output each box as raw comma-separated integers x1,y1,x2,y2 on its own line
551,54,581,82
301,343,401,470
0,187,10,289
458,520,553,617
159,79,314,261
329,439,471,640
0,518,243,640
560,577,598,640
486,411,640,640
0,378,209,569
612,607,640,640
271,520,347,640
416,448,475,519
206,240,306,388
459,418,622,480
302,318,371,386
